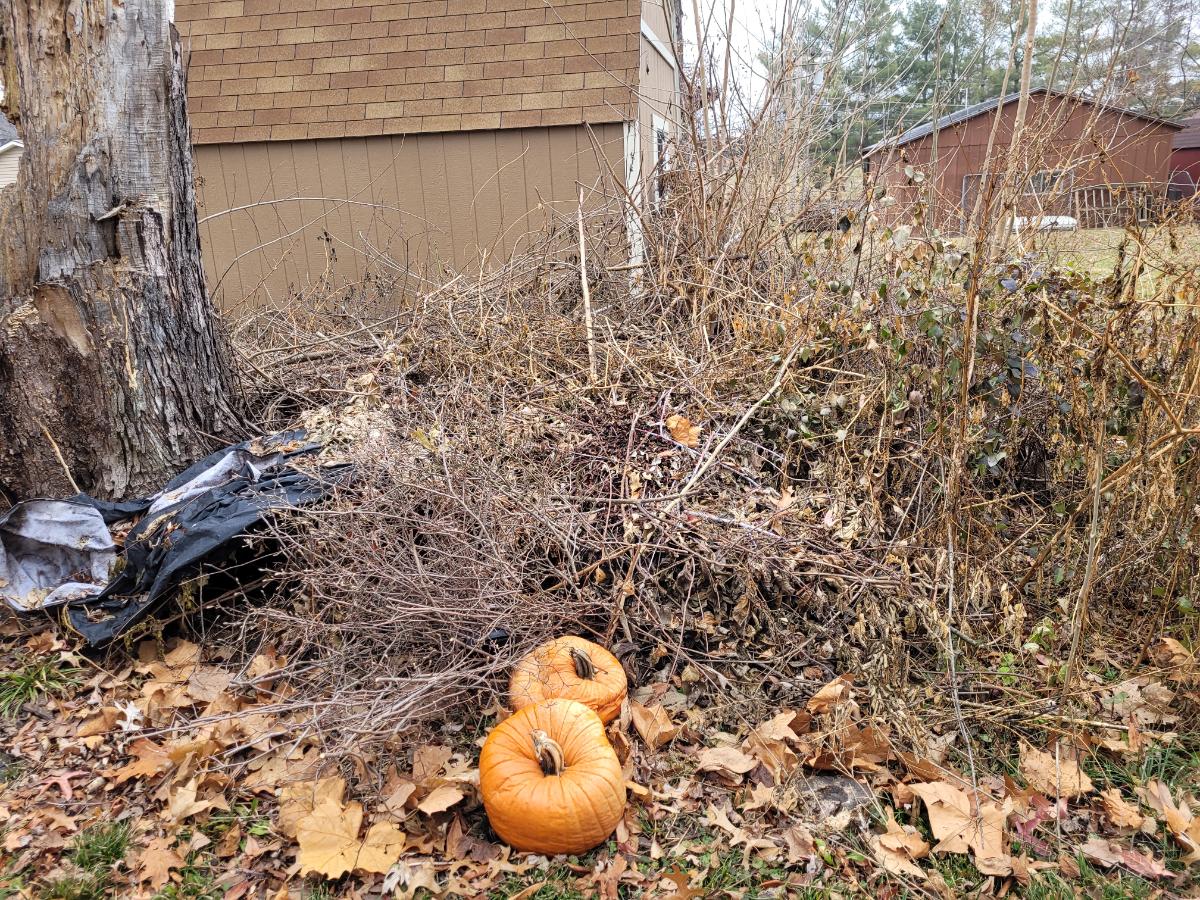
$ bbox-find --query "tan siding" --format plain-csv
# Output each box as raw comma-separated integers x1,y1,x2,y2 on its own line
636,28,677,203
177,0,638,143
195,122,624,306
0,145,23,188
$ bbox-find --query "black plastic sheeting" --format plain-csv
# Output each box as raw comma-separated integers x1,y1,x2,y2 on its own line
1,430,348,647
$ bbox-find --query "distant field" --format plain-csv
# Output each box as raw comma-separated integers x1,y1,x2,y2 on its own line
1031,224,1200,284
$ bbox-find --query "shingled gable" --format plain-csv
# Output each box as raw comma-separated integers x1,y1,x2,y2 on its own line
176,0,641,144
864,88,1182,158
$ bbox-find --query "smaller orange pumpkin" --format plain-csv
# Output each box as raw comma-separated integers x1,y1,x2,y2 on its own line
479,698,626,855
509,636,627,723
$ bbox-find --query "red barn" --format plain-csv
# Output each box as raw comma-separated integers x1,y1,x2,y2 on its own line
1170,112,1200,199
864,88,1182,231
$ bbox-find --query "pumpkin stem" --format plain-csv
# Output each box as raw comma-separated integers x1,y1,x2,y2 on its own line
531,729,565,776
569,647,596,680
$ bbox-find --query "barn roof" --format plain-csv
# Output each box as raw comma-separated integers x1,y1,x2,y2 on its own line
1174,112,1200,150
0,110,18,146
863,88,1182,157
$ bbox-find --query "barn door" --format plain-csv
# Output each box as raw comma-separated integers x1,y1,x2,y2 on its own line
960,173,995,231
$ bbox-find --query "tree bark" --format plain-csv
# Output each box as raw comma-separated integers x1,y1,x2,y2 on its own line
0,0,237,502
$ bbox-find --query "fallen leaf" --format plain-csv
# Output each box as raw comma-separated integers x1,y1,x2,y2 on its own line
1120,847,1173,879
1105,677,1179,726
412,745,452,783
165,777,215,822
137,836,184,888
806,675,854,714
186,666,233,703
871,810,929,879
278,777,346,839
216,823,241,858
661,870,707,899
355,821,406,874
1139,779,1200,862
76,707,119,739
701,804,776,864
296,798,365,879
631,703,678,749
243,746,322,792
378,779,417,820
781,824,815,864
666,414,701,448
1150,637,1192,671
1057,852,1081,878
695,746,757,782
1081,836,1170,878
742,711,805,781
116,699,143,731
110,738,173,784
381,858,441,897
911,781,1012,876
417,784,464,815
1098,788,1144,830
1019,743,1094,798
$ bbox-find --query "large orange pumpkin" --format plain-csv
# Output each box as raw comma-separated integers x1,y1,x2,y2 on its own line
479,699,626,855
509,636,627,723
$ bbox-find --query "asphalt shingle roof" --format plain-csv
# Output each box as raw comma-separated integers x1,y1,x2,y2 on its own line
1174,112,1200,150
0,109,19,146
864,88,1182,157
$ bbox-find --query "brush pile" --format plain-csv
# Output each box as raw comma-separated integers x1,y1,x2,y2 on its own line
229,144,1200,770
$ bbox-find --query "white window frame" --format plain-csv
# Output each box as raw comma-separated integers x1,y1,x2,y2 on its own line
651,113,670,211
1025,169,1072,197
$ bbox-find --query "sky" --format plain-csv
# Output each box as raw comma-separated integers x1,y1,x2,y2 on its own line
684,0,788,104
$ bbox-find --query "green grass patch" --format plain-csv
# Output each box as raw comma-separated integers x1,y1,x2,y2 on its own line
0,660,82,717
38,873,111,900
66,823,131,872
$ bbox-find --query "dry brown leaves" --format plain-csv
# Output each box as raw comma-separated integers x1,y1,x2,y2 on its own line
665,413,702,448
1019,742,1095,798
870,811,931,879
911,781,1013,876
2,621,1193,898
1139,779,1200,863
630,702,678,749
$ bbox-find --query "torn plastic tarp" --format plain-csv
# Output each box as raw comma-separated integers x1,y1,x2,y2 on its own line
0,500,115,611
1,430,349,646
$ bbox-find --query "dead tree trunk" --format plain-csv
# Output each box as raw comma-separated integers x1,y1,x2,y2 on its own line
0,0,237,501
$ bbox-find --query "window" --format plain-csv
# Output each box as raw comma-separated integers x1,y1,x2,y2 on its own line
1027,169,1068,195
651,114,670,210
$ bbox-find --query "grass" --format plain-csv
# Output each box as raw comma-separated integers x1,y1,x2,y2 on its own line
148,829,225,900
36,823,131,900
1021,860,1158,900
495,870,588,900
66,823,131,872
200,799,272,845
150,861,223,900
1087,739,1200,797
37,874,111,900
1032,223,1200,287
0,660,81,717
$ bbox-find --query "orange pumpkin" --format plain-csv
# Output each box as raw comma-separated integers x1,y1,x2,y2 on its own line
479,699,626,855
509,636,627,723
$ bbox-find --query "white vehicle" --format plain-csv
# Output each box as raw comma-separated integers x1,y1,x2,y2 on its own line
1013,215,1078,232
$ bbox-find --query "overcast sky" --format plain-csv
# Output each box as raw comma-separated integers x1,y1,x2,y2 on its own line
684,0,796,106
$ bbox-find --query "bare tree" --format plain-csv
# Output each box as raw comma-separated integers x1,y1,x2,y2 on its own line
0,0,238,501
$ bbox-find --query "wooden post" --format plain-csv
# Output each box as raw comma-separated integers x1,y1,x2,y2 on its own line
0,0,238,500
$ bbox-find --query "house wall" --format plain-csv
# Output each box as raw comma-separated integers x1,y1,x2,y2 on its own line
176,0,638,144
872,94,1180,230
1172,148,1200,189
636,0,679,202
0,145,21,188
194,122,626,308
